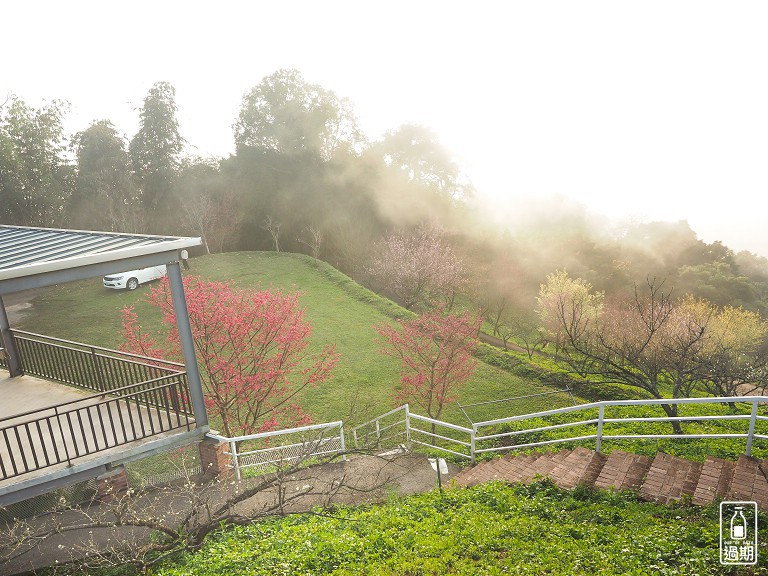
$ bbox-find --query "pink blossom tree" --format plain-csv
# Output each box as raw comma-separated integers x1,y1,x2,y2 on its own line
121,276,339,437
367,224,465,310
377,309,480,429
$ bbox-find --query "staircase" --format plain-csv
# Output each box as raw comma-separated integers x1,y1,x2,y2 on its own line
452,447,768,508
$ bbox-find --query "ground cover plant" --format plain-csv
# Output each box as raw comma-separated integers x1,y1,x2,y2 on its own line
144,481,767,575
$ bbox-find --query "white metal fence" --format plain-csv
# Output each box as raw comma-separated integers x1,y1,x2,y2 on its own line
350,396,768,464
206,396,768,476
207,421,346,481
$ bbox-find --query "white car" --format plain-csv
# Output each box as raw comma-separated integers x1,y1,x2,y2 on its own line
103,265,167,291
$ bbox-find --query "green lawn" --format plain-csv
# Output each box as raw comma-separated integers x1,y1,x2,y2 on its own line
17,252,572,427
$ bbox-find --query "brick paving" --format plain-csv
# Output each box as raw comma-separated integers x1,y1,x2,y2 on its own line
453,447,768,509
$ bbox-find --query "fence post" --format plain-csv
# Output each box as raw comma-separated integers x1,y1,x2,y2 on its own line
375,419,381,442
746,399,758,457
91,346,106,394
230,439,241,481
471,424,477,465
595,405,605,453
405,404,411,448
339,422,347,462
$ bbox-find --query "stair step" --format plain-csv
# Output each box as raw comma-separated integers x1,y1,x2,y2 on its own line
692,457,735,506
518,450,572,483
452,459,491,487
638,453,702,505
594,450,653,492
726,455,768,509
549,447,607,489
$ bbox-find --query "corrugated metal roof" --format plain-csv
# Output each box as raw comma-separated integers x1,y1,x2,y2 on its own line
0,225,201,280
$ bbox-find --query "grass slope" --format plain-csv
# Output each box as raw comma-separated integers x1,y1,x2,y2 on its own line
157,482,753,576
18,252,572,426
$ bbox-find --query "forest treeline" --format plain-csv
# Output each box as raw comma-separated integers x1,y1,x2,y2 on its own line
3,68,768,324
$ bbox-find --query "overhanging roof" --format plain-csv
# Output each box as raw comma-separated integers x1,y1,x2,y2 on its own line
0,225,202,294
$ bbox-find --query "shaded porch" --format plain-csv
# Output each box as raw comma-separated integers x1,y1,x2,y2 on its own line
0,332,198,505
0,226,209,506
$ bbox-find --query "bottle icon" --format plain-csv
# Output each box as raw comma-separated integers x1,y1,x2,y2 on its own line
730,507,747,540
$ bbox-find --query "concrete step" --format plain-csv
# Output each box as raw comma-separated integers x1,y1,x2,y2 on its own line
692,456,735,506
593,450,653,492
638,452,702,505
549,447,608,489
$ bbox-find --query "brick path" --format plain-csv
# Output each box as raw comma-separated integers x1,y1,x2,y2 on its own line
453,447,768,508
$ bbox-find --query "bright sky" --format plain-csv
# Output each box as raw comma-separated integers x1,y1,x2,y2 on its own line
3,1,768,255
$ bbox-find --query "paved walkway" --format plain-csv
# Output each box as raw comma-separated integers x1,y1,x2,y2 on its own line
1,451,458,575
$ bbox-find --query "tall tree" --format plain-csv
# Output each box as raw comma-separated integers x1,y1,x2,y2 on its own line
129,81,183,231
698,304,768,402
121,277,339,438
0,96,72,226
234,69,363,160
177,157,239,253
537,273,727,432
68,120,134,231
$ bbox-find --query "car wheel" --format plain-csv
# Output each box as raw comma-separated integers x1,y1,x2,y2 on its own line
126,278,139,291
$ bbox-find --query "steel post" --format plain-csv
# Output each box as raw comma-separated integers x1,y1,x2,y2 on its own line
166,262,208,428
0,295,23,376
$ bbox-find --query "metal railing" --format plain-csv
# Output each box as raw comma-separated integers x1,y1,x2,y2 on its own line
472,396,768,460
0,375,193,481
208,421,347,481
351,405,474,461
351,397,768,464
11,330,189,408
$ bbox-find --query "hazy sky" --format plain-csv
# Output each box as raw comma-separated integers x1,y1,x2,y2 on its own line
3,1,768,255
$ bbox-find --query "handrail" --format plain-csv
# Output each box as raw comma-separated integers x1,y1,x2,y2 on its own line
473,396,768,428
0,374,187,424
11,329,185,371
207,420,344,443
208,421,347,481
349,396,768,465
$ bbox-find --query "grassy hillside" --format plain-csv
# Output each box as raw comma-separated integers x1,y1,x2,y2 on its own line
155,481,742,575
18,252,574,427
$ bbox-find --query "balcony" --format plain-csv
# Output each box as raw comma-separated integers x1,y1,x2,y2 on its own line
0,225,209,506
0,331,200,505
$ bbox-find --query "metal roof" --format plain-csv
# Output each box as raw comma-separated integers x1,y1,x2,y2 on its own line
0,225,202,293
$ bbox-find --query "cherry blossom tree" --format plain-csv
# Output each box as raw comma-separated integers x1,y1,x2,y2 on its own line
367,224,465,310
121,276,339,437
377,309,480,432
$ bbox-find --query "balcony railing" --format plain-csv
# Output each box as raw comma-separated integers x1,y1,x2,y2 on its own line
0,330,195,481
10,330,189,402
0,376,192,481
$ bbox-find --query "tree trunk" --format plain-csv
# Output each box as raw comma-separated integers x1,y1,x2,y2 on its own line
660,403,683,434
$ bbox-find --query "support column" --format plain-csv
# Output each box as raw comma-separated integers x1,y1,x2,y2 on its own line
0,295,22,376
198,433,232,480
166,262,209,428
96,465,129,503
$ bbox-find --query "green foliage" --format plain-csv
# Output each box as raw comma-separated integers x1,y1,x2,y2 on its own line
149,482,750,576
0,95,72,227
128,81,183,229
